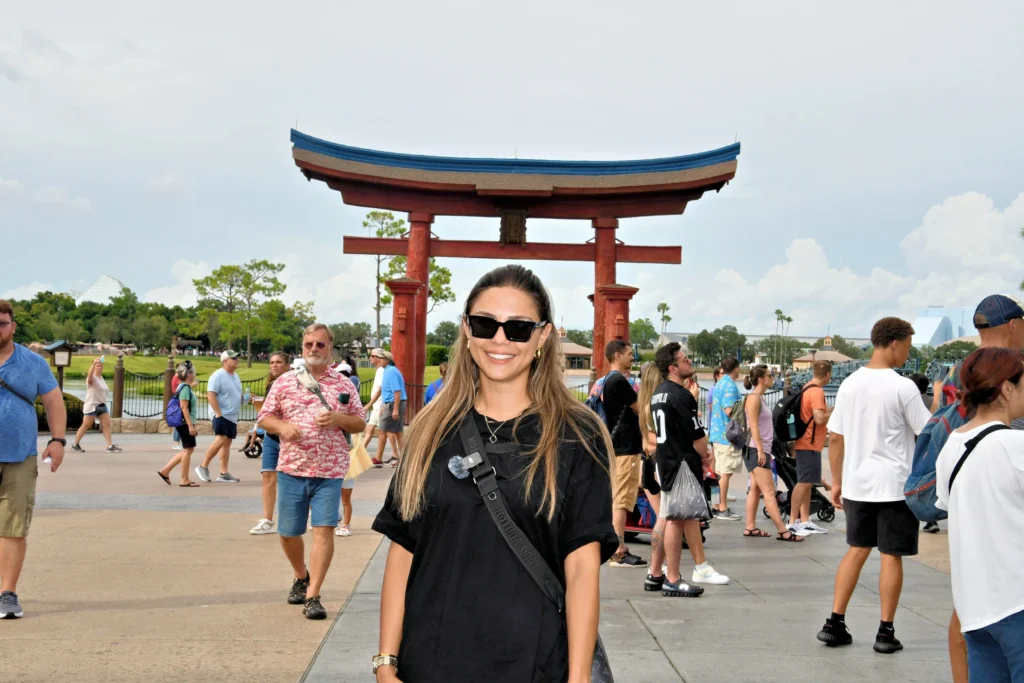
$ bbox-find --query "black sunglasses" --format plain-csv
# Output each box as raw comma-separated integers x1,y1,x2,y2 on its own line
466,315,546,343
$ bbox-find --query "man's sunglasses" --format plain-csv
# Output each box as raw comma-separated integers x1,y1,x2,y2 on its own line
466,315,546,343
303,341,329,350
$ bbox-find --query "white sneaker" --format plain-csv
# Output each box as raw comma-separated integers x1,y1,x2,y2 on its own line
787,522,812,537
727,494,737,501
335,525,351,537
692,565,730,585
803,521,828,534
195,466,211,482
250,519,275,535
172,443,183,451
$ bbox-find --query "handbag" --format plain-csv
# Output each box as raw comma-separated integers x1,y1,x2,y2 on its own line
661,462,712,522
457,415,614,683
345,432,374,480
0,376,35,407
724,397,750,449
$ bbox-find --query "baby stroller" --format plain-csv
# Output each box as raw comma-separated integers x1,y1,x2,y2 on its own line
241,427,264,459
763,444,835,523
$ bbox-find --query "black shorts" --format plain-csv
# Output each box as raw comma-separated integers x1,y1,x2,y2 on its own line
212,416,238,440
175,424,197,449
843,498,919,556
795,450,822,484
743,446,773,472
642,456,660,496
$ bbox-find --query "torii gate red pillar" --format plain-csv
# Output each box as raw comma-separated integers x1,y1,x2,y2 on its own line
405,213,432,410
386,277,424,419
592,218,618,377
600,284,639,347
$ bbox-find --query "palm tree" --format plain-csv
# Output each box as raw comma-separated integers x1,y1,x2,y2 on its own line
783,315,793,367
657,302,671,335
773,309,784,365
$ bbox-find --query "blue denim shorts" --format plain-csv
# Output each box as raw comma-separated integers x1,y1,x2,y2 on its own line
261,437,280,473
277,471,342,537
965,607,1024,682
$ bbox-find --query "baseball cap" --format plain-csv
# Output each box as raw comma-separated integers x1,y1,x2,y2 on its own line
974,295,1024,329
336,362,352,374
220,350,240,361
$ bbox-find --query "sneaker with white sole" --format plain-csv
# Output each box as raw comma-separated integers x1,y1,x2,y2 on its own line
0,591,23,619
803,521,828,534
787,522,812,537
217,472,240,483
336,525,352,537
195,466,211,482
106,444,122,453
172,443,183,451
692,565,730,585
250,519,275,535
70,444,85,453
713,507,741,521
608,551,648,568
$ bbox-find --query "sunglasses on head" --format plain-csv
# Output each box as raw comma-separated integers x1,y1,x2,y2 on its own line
466,315,546,343
303,341,328,350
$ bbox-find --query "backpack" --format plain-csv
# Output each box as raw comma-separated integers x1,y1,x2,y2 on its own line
724,397,750,448
585,370,635,423
904,400,968,522
772,384,819,442
165,385,186,428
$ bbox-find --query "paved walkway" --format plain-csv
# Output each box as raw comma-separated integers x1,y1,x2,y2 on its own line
8,435,955,682
306,460,955,683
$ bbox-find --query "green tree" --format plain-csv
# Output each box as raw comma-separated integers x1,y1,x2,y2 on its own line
130,315,170,351
107,287,140,322
329,322,373,350
54,318,87,343
657,302,671,335
565,329,593,348
687,330,720,364
629,317,658,348
380,257,456,313
935,340,978,362
429,320,460,348
94,317,121,344
364,211,407,346
194,259,287,367
713,326,748,362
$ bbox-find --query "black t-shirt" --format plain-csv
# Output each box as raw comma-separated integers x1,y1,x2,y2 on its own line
602,372,642,456
651,380,706,491
372,409,618,683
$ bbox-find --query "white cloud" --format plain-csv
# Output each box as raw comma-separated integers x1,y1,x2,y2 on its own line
2,281,55,300
0,177,23,193
30,185,92,212
142,259,210,308
148,171,183,193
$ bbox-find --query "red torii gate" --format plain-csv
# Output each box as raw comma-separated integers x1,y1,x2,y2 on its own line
290,130,740,412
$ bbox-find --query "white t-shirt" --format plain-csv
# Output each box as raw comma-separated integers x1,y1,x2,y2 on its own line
370,367,385,408
826,367,931,502
935,422,1024,632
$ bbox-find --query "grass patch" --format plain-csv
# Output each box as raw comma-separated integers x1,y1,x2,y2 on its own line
58,355,270,381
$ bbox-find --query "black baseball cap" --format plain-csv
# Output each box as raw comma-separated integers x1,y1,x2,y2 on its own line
974,294,1024,329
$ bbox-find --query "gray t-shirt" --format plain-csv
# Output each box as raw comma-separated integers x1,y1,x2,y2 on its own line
207,368,243,422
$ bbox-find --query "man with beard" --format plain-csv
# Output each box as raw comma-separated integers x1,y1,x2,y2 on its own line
258,324,365,620
0,300,67,619
649,342,730,597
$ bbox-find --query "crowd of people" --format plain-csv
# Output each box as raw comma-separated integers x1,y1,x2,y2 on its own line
2,281,1023,682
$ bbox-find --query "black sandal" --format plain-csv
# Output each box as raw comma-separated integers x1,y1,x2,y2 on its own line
777,530,804,542
179,481,200,487
157,472,171,486
744,528,770,538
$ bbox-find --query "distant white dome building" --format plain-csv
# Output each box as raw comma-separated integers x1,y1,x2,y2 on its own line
76,275,126,305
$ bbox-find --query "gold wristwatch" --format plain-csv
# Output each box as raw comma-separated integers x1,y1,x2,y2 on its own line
372,654,399,673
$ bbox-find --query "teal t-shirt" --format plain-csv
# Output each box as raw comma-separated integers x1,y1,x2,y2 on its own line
177,384,198,420
709,376,739,445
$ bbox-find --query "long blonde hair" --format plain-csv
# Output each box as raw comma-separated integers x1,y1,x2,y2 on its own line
637,363,662,442
393,265,613,521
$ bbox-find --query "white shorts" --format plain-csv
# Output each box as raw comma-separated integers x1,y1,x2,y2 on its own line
369,402,383,428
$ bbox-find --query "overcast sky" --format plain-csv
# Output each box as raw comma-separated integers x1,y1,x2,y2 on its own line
3,1,1023,338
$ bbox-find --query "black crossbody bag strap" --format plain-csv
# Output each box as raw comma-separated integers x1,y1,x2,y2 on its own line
0,377,35,407
457,415,567,613
949,424,1009,491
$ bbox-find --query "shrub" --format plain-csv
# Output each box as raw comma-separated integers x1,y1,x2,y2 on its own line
426,344,449,366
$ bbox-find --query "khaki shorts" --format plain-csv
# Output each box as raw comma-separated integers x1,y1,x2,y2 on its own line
713,443,744,477
0,457,38,538
612,454,642,512
369,402,383,428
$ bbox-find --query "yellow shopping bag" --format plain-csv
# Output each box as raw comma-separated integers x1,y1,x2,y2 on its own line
346,433,374,480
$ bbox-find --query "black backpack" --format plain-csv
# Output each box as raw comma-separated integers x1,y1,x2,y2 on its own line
772,383,820,442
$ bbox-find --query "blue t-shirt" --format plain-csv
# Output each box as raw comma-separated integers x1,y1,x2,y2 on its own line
709,375,739,445
381,364,407,404
207,368,243,422
424,378,443,404
0,344,59,463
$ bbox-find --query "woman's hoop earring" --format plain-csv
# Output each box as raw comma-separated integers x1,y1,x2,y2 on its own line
535,349,542,360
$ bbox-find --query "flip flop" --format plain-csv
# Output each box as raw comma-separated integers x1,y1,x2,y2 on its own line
158,472,171,486
179,481,200,487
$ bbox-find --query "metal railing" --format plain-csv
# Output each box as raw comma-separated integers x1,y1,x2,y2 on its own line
122,371,165,418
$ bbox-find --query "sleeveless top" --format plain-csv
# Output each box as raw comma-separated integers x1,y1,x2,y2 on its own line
84,374,109,413
746,394,774,454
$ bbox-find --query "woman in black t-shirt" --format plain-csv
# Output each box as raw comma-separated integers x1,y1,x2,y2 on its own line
372,264,617,683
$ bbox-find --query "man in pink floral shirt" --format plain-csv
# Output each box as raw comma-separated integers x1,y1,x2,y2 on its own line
257,323,366,620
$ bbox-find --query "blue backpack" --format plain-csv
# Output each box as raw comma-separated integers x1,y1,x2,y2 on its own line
165,385,186,428
904,400,967,522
